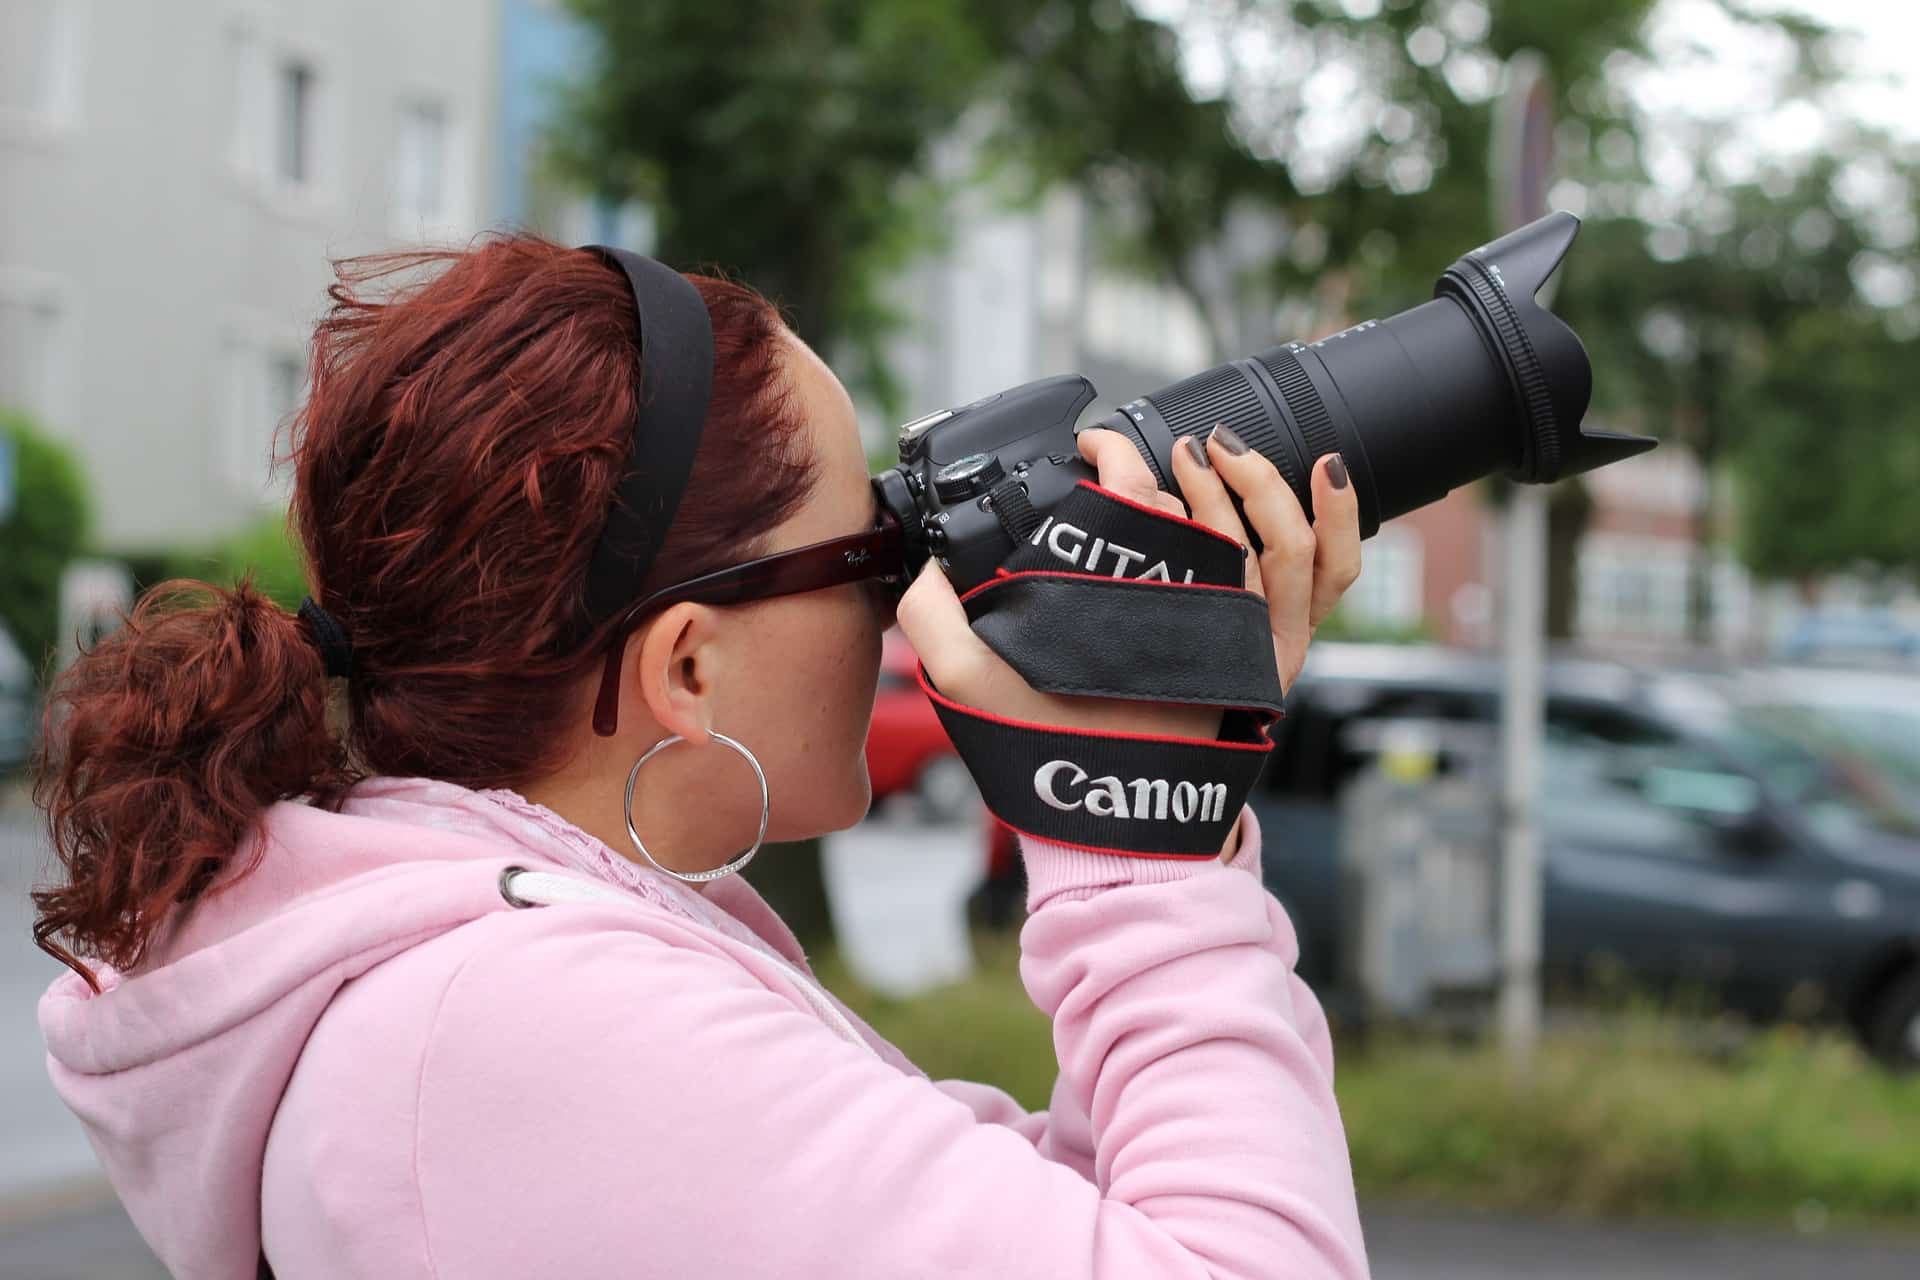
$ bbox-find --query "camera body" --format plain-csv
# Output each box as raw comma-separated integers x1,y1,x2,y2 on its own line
876,376,1104,591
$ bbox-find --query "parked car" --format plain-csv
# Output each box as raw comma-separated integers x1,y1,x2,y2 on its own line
0,622,35,775
865,629,978,822
1254,644,1920,1068
1775,610,1920,666
1729,666,1920,832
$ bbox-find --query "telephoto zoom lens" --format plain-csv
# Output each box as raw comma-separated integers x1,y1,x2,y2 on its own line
1090,211,1655,537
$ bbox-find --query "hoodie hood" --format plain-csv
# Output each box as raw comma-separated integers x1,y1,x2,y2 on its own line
35,777,825,1278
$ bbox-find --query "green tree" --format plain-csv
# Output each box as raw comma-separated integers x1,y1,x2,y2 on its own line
1559,123,1914,631
0,409,93,683
1510,2,1920,634
557,0,1028,406
1734,307,1920,581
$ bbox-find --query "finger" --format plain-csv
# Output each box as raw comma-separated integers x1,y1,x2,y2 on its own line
894,559,990,691
1206,426,1317,685
1308,452,1362,629
895,559,1037,714
1169,431,1259,596
1077,428,1187,518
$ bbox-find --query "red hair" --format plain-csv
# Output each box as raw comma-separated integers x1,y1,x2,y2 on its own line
32,235,816,988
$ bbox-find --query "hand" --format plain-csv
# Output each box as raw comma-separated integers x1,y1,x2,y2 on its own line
895,425,1362,742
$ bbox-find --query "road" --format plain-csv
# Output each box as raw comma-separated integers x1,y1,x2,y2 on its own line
0,811,102,1209
5,1194,1920,1279
6,806,1919,1277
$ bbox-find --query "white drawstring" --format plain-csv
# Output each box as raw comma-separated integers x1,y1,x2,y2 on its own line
499,868,876,1058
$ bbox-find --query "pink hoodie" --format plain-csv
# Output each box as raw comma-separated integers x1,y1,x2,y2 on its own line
39,776,1368,1278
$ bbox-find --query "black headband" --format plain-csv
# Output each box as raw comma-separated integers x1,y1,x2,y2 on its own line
579,246,714,626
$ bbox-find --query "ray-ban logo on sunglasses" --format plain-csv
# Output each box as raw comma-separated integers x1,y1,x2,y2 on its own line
844,549,871,566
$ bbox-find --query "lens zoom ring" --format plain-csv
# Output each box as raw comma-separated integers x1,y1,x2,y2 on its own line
1146,364,1304,497
1147,365,1249,435
1258,346,1342,467
1458,258,1559,480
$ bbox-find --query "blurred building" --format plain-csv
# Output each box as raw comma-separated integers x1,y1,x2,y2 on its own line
1,0,497,549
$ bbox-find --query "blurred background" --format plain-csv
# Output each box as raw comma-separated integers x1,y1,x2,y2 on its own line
3,0,1918,1276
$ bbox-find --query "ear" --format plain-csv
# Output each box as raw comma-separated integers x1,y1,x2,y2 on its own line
628,602,721,743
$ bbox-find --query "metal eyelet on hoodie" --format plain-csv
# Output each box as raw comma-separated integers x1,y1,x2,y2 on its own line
498,865,537,909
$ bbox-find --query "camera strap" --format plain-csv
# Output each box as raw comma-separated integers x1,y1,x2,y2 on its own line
919,481,1284,858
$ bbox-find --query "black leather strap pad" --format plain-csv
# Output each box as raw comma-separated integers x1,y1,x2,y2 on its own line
961,573,1283,714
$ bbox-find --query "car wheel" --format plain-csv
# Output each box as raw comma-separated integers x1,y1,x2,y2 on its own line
915,755,979,825
1864,968,1920,1071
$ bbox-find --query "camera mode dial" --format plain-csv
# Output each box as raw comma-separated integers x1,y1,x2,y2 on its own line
932,452,1005,502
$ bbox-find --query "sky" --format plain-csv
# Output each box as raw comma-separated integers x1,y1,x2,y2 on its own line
1131,0,1917,314
1140,0,1918,171
1764,0,1918,141
1635,0,1919,153
1624,0,1915,312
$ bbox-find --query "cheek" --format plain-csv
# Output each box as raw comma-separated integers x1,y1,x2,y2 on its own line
828,595,884,743
756,596,882,756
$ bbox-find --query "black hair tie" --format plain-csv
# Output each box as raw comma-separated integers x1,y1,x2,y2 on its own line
297,597,355,679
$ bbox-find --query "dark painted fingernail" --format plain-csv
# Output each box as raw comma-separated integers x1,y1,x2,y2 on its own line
1182,434,1212,470
1327,453,1349,490
1211,423,1249,456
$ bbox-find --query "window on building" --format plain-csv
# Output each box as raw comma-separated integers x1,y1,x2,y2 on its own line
393,100,449,225
223,341,305,504
276,58,316,185
0,292,62,420
266,352,304,423
1340,526,1425,629
1576,534,1689,640
1,0,80,125
226,35,326,194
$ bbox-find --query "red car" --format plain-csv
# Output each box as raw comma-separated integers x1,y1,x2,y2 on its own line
866,629,979,822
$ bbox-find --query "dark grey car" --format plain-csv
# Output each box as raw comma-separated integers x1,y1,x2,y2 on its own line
1253,644,1920,1068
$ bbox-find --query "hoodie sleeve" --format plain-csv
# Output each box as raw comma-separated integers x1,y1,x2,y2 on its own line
925,806,1335,1189
406,805,1368,1280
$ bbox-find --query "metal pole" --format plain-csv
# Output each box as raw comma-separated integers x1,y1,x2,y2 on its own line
1490,46,1555,1074
1497,486,1546,1071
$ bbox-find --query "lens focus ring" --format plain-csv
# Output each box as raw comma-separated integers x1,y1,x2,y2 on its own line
1450,257,1559,481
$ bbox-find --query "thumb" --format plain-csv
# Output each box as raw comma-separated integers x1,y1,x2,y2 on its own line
894,559,990,693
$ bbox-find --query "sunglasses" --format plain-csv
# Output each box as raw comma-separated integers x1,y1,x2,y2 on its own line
591,478,908,736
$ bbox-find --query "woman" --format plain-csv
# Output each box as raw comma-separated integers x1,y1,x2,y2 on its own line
33,236,1368,1278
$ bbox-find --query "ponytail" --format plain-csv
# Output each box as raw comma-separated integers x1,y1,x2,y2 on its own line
31,578,354,990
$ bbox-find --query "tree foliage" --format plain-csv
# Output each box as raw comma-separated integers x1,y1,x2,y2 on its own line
0,408,93,683
1734,307,1920,580
556,0,1021,406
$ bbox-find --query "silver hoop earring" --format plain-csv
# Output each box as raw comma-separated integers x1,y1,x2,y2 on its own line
623,730,770,885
